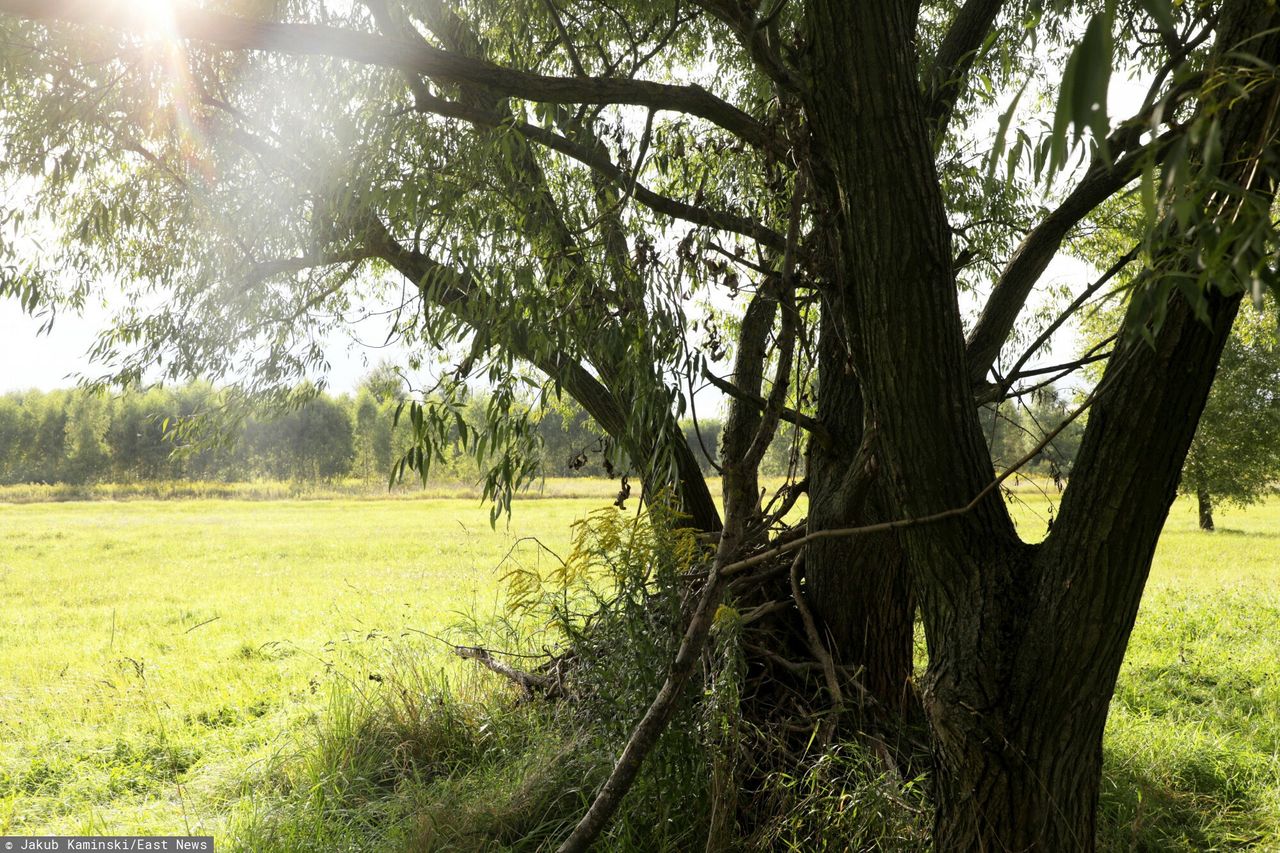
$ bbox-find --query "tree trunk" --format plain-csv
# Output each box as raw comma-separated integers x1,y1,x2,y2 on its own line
806,305,916,715
1197,488,1214,531
924,277,1250,852
800,1,1279,850
929,670,1107,851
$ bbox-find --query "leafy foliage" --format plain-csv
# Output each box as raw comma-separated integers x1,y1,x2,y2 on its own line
1182,307,1280,511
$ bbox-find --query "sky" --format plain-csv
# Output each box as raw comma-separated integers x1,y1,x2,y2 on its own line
0,252,1100,398
0,297,401,394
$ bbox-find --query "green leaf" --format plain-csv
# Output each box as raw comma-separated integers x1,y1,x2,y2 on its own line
1049,47,1079,176
1136,0,1178,44
1050,11,1114,174
987,80,1029,180
1072,12,1114,158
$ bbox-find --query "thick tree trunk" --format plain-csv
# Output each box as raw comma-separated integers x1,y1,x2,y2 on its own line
925,271,1253,852
801,1,1279,850
1197,488,1215,531
806,306,915,714
929,679,1106,851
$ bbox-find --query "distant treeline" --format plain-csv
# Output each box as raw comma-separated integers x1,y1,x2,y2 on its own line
0,372,1078,487
0,374,726,486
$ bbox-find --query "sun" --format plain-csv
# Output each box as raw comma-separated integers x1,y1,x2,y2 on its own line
128,0,180,41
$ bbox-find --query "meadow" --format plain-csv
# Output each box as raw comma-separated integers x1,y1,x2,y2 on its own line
0,487,1276,849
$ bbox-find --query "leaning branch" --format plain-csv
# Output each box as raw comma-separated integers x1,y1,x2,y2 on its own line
0,0,779,152
702,366,830,446
454,645,552,699
407,90,786,248
926,0,1006,143
965,131,1177,383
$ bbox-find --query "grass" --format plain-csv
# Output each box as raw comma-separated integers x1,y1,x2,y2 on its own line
0,489,1276,849
1100,504,1280,851
0,476,627,504
0,497,585,839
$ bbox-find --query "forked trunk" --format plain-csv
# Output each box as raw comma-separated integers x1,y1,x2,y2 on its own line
801,1,1277,850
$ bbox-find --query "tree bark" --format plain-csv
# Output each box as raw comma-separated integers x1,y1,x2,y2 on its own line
926,290,1242,851
925,0,1280,836
1197,488,1215,531
801,1,1279,850
806,304,915,715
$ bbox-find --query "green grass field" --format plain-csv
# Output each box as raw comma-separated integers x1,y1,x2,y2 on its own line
0,490,1277,849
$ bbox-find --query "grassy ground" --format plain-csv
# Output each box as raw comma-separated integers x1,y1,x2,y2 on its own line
0,497,585,838
0,476,627,504
0,490,1276,848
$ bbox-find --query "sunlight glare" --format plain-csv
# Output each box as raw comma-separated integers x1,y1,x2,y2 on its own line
132,0,179,40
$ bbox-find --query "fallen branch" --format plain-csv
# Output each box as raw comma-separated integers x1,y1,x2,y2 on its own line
453,644,552,700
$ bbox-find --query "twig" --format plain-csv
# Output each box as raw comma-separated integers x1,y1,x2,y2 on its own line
789,553,843,743
454,645,552,699
721,380,1105,578
183,616,221,635
702,366,832,446
740,599,791,625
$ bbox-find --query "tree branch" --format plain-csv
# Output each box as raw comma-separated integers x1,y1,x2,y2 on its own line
926,0,1006,144
406,89,786,248
965,131,1177,384
365,221,725,532
1001,246,1137,383
691,0,802,92
0,0,780,152
703,366,831,447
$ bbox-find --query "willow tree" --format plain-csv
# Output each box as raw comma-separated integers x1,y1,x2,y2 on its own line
1,0,1278,849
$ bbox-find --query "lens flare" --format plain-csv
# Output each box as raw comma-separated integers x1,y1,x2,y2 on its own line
132,0,215,183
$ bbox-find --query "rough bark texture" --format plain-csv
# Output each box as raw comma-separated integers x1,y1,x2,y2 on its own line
800,1,1280,850
924,1,1279,845
806,305,915,714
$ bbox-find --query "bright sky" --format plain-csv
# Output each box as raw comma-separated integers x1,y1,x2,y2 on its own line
0,300,405,393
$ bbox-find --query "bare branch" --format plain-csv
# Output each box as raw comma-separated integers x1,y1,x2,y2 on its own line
965,130,1177,384
453,644,552,699
703,364,830,445
1001,246,1137,383
691,0,802,92
720,382,1104,578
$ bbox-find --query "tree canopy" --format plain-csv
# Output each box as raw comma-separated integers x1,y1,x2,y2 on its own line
1183,307,1280,529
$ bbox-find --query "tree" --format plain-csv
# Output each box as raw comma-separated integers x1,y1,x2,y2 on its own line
241,390,355,479
1183,308,1280,530
104,387,179,481
1,1,1278,849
